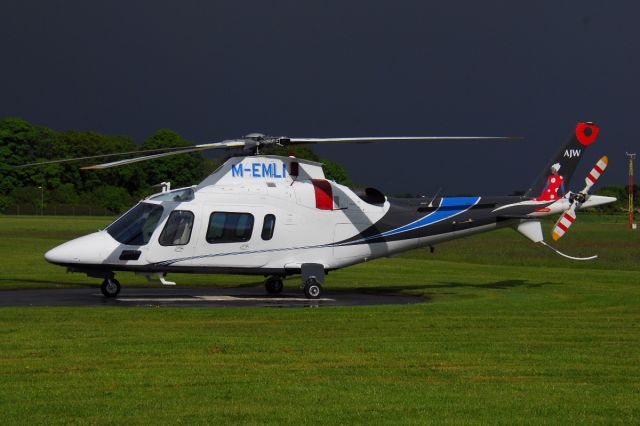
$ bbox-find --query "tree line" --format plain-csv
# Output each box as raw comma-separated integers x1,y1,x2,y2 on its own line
0,117,635,215
0,117,353,214
591,184,638,214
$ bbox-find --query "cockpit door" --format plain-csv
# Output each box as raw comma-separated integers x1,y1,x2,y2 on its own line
146,205,200,264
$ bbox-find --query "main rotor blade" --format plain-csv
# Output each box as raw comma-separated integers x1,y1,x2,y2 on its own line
72,134,523,170
81,140,246,170
287,136,522,143
15,146,195,168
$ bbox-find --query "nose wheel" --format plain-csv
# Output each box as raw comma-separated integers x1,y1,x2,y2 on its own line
101,278,121,298
265,276,284,294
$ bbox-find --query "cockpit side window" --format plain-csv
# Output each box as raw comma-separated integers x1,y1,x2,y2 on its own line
159,210,194,246
107,203,164,246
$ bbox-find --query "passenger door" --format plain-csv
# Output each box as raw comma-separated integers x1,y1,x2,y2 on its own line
192,207,268,268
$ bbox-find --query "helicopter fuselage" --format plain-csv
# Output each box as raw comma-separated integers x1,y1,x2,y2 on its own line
43,154,615,296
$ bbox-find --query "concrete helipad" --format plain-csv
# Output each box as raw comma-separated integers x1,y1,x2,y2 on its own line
0,286,424,308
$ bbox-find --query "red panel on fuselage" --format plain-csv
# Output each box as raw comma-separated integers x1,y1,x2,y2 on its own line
312,179,333,210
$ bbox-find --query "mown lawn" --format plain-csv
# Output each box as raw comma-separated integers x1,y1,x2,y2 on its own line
0,214,639,424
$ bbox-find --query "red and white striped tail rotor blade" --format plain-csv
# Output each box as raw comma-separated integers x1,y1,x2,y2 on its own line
551,155,608,241
552,204,577,241
583,155,609,193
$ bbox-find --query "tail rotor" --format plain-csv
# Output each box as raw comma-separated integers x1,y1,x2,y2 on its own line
552,155,608,241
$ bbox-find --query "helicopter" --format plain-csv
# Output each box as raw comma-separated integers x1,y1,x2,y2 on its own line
40,122,615,299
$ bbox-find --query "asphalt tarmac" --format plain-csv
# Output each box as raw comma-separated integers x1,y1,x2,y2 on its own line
0,286,424,308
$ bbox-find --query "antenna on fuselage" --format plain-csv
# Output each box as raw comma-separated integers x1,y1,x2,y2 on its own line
152,182,171,193
427,188,442,208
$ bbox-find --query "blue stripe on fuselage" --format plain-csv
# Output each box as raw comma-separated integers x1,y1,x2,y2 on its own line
377,196,481,239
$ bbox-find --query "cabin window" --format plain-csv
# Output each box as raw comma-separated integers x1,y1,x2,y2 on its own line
206,212,254,243
261,214,276,240
159,210,194,246
107,203,164,246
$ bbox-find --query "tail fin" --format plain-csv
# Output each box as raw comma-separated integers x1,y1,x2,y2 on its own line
525,122,600,200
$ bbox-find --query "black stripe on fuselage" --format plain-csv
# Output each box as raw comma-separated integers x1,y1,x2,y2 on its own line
336,196,552,245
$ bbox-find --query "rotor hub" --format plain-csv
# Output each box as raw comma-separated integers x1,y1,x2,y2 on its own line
569,192,588,204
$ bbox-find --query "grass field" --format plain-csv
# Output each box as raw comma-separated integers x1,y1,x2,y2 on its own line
1,214,639,424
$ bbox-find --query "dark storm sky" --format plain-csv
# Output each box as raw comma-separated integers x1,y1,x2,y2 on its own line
1,1,638,195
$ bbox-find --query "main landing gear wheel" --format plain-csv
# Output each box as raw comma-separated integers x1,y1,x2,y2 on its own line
303,278,322,299
265,276,284,294
101,278,121,298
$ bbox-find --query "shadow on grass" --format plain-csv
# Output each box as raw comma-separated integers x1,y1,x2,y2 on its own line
351,280,552,295
0,277,267,290
0,278,550,305
0,278,96,289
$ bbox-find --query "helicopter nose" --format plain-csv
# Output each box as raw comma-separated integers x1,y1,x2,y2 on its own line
45,242,80,265
45,232,116,265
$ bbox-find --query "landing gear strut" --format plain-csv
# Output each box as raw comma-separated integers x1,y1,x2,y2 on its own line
101,278,121,298
300,263,325,299
265,276,284,294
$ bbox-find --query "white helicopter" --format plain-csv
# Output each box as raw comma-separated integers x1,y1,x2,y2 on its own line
40,122,615,298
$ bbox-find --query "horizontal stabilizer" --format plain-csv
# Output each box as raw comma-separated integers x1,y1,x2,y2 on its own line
579,195,617,209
